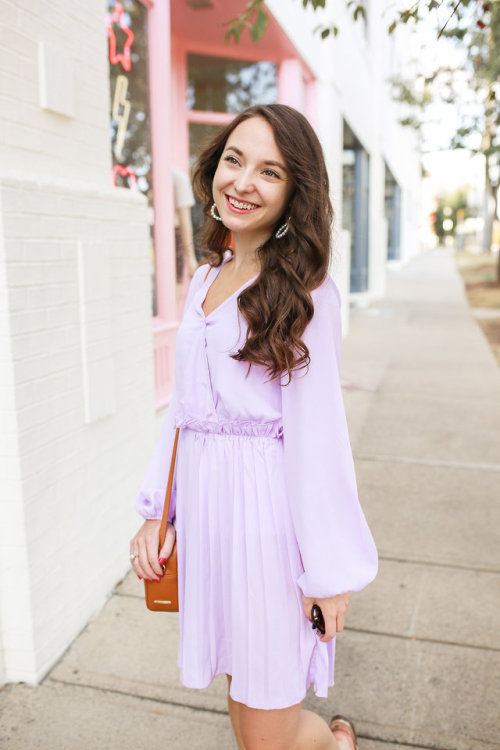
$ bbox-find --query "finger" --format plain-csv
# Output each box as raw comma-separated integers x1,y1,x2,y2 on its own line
129,538,143,579
130,549,142,578
132,566,144,581
133,548,149,581
336,611,345,633
131,553,149,581
158,525,176,567
146,532,164,578
137,537,160,581
139,522,162,579
319,611,338,643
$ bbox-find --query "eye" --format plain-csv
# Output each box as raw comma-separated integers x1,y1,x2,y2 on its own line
262,169,280,179
224,155,240,166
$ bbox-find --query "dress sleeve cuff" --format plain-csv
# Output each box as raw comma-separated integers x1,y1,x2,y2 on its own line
134,487,177,522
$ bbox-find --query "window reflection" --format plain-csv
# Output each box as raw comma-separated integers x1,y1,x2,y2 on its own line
189,123,223,260
342,120,370,292
187,55,277,113
106,0,156,312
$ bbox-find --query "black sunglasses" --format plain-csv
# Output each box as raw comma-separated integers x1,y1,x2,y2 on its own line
311,604,325,635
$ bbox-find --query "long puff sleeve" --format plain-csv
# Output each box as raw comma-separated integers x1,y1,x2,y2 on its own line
134,264,210,521
134,386,179,521
281,276,378,598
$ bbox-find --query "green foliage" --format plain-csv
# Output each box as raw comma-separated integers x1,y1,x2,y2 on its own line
317,23,339,38
225,0,266,45
434,188,472,243
226,0,498,44
225,0,366,44
346,1,367,22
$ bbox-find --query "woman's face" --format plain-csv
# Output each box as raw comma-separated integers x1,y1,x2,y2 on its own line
212,116,293,247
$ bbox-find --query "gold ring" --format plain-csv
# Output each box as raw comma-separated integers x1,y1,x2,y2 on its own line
130,553,138,560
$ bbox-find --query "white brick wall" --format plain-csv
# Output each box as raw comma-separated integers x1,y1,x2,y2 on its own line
0,177,157,683
0,0,111,185
0,0,160,684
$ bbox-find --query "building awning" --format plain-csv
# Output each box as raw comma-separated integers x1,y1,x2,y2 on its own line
171,0,311,74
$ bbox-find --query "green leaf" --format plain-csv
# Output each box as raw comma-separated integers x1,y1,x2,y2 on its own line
225,25,242,44
388,20,397,34
303,0,326,9
354,5,366,21
250,7,268,43
321,27,331,38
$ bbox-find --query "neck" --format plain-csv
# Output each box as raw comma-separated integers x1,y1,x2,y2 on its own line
230,230,269,274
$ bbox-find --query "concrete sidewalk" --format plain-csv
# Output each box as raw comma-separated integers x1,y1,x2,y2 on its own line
1,248,499,750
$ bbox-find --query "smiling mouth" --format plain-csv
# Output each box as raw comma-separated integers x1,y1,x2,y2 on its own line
225,195,260,211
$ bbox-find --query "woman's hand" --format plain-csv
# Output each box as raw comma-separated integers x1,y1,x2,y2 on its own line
129,520,176,582
302,592,351,643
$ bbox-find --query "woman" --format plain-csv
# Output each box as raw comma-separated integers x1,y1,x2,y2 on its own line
130,104,378,750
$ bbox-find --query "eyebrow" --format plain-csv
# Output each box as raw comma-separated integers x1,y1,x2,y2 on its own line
225,145,287,172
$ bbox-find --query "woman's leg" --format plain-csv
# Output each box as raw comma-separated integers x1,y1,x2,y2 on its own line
236,699,351,750
226,675,246,750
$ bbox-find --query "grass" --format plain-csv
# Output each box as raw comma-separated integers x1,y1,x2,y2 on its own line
455,250,500,365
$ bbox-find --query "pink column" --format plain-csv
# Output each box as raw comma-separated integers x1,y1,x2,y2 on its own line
148,0,178,407
305,79,318,128
171,39,190,169
278,58,304,112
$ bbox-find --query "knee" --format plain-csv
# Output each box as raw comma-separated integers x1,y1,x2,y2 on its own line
240,724,296,750
238,701,302,750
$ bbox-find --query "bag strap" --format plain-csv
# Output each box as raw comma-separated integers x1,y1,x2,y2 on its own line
159,427,180,548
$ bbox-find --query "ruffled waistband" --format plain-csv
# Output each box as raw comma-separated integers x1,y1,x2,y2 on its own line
175,415,283,438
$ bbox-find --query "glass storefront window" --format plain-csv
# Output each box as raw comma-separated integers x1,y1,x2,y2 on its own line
189,123,222,259
189,122,222,171
343,120,370,293
187,54,277,113
385,165,401,260
106,0,156,313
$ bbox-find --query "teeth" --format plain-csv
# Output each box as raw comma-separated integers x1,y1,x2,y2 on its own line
228,196,257,210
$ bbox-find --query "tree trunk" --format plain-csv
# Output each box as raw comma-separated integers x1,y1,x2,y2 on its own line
483,155,494,254
494,182,500,283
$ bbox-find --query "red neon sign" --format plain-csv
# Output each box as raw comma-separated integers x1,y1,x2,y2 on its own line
112,163,138,189
106,2,134,72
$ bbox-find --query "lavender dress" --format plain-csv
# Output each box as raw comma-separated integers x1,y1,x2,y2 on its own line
135,255,378,710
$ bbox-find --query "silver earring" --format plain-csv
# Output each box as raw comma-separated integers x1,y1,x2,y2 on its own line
210,203,223,222
275,220,290,239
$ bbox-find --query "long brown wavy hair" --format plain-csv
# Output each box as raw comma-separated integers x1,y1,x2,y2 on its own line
192,104,333,384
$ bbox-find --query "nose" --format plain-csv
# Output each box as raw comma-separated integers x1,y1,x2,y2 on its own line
233,168,254,194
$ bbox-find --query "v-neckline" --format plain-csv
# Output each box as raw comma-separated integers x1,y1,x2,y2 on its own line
200,255,259,321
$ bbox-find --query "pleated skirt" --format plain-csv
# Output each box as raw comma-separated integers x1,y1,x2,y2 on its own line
174,426,335,710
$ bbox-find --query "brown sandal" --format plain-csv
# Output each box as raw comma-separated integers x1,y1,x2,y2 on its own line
329,714,360,750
